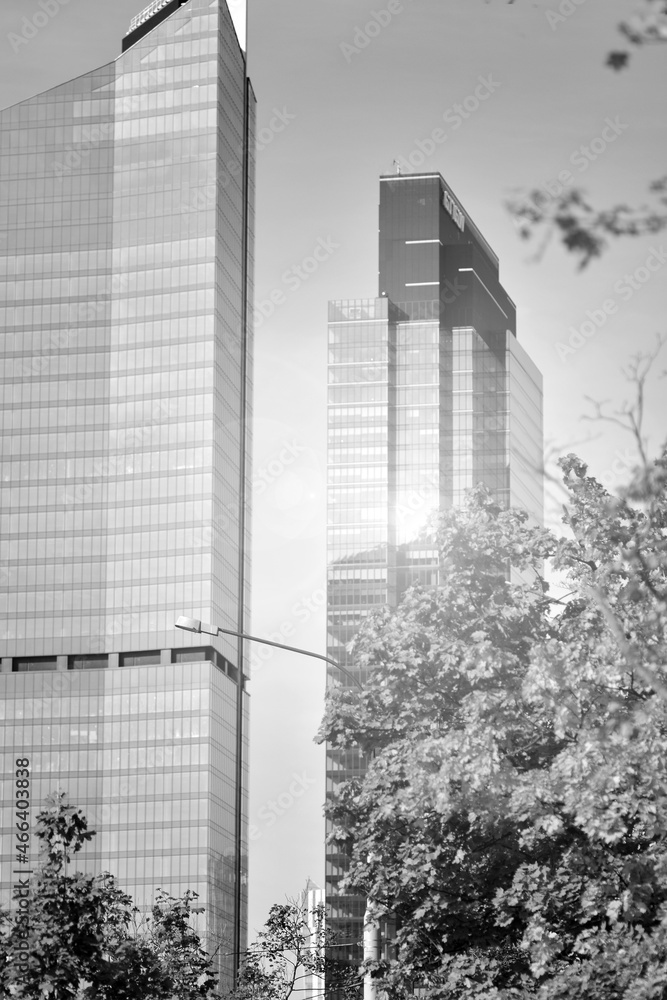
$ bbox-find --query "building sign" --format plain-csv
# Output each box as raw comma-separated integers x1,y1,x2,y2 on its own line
442,189,465,232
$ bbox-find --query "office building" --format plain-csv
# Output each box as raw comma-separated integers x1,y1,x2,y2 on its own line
326,172,543,964
0,0,254,987
302,878,326,1000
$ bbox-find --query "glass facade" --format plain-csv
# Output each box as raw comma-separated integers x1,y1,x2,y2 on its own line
0,0,253,988
0,661,248,985
326,173,543,967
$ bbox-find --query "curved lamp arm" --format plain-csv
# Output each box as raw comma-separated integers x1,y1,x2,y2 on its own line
175,616,362,689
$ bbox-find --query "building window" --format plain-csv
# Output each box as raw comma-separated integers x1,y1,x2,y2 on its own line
172,647,215,663
69,655,108,670
13,657,58,672
120,651,161,666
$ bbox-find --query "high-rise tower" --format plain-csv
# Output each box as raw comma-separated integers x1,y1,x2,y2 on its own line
0,0,254,986
326,172,543,965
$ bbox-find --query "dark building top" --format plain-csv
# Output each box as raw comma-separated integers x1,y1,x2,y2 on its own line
378,172,516,334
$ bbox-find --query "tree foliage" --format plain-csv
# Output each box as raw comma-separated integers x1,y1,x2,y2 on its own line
493,0,667,265
228,898,359,999
0,793,220,999
605,0,667,71
492,0,667,70
507,178,667,270
0,797,359,999
319,445,667,998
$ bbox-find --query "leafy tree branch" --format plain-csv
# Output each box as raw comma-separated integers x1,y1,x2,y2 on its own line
319,436,667,997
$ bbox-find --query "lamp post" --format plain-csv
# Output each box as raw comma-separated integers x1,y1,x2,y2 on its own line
174,616,379,997
175,616,362,689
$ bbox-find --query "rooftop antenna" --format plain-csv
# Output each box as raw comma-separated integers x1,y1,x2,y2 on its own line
393,159,401,175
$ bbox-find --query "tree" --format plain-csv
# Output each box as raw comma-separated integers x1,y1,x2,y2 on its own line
228,898,360,999
507,177,667,270
600,0,667,71
493,0,667,266
0,796,358,999
492,0,667,70
0,793,220,999
318,445,667,998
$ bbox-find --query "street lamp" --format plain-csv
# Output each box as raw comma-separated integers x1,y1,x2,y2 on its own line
174,616,378,997
175,616,362,689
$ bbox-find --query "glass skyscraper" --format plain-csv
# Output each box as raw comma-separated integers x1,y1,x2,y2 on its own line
326,172,543,966
0,0,254,986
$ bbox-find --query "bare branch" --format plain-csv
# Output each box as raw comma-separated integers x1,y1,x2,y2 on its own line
583,336,665,472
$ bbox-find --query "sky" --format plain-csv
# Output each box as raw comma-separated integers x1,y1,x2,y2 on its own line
0,0,665,940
